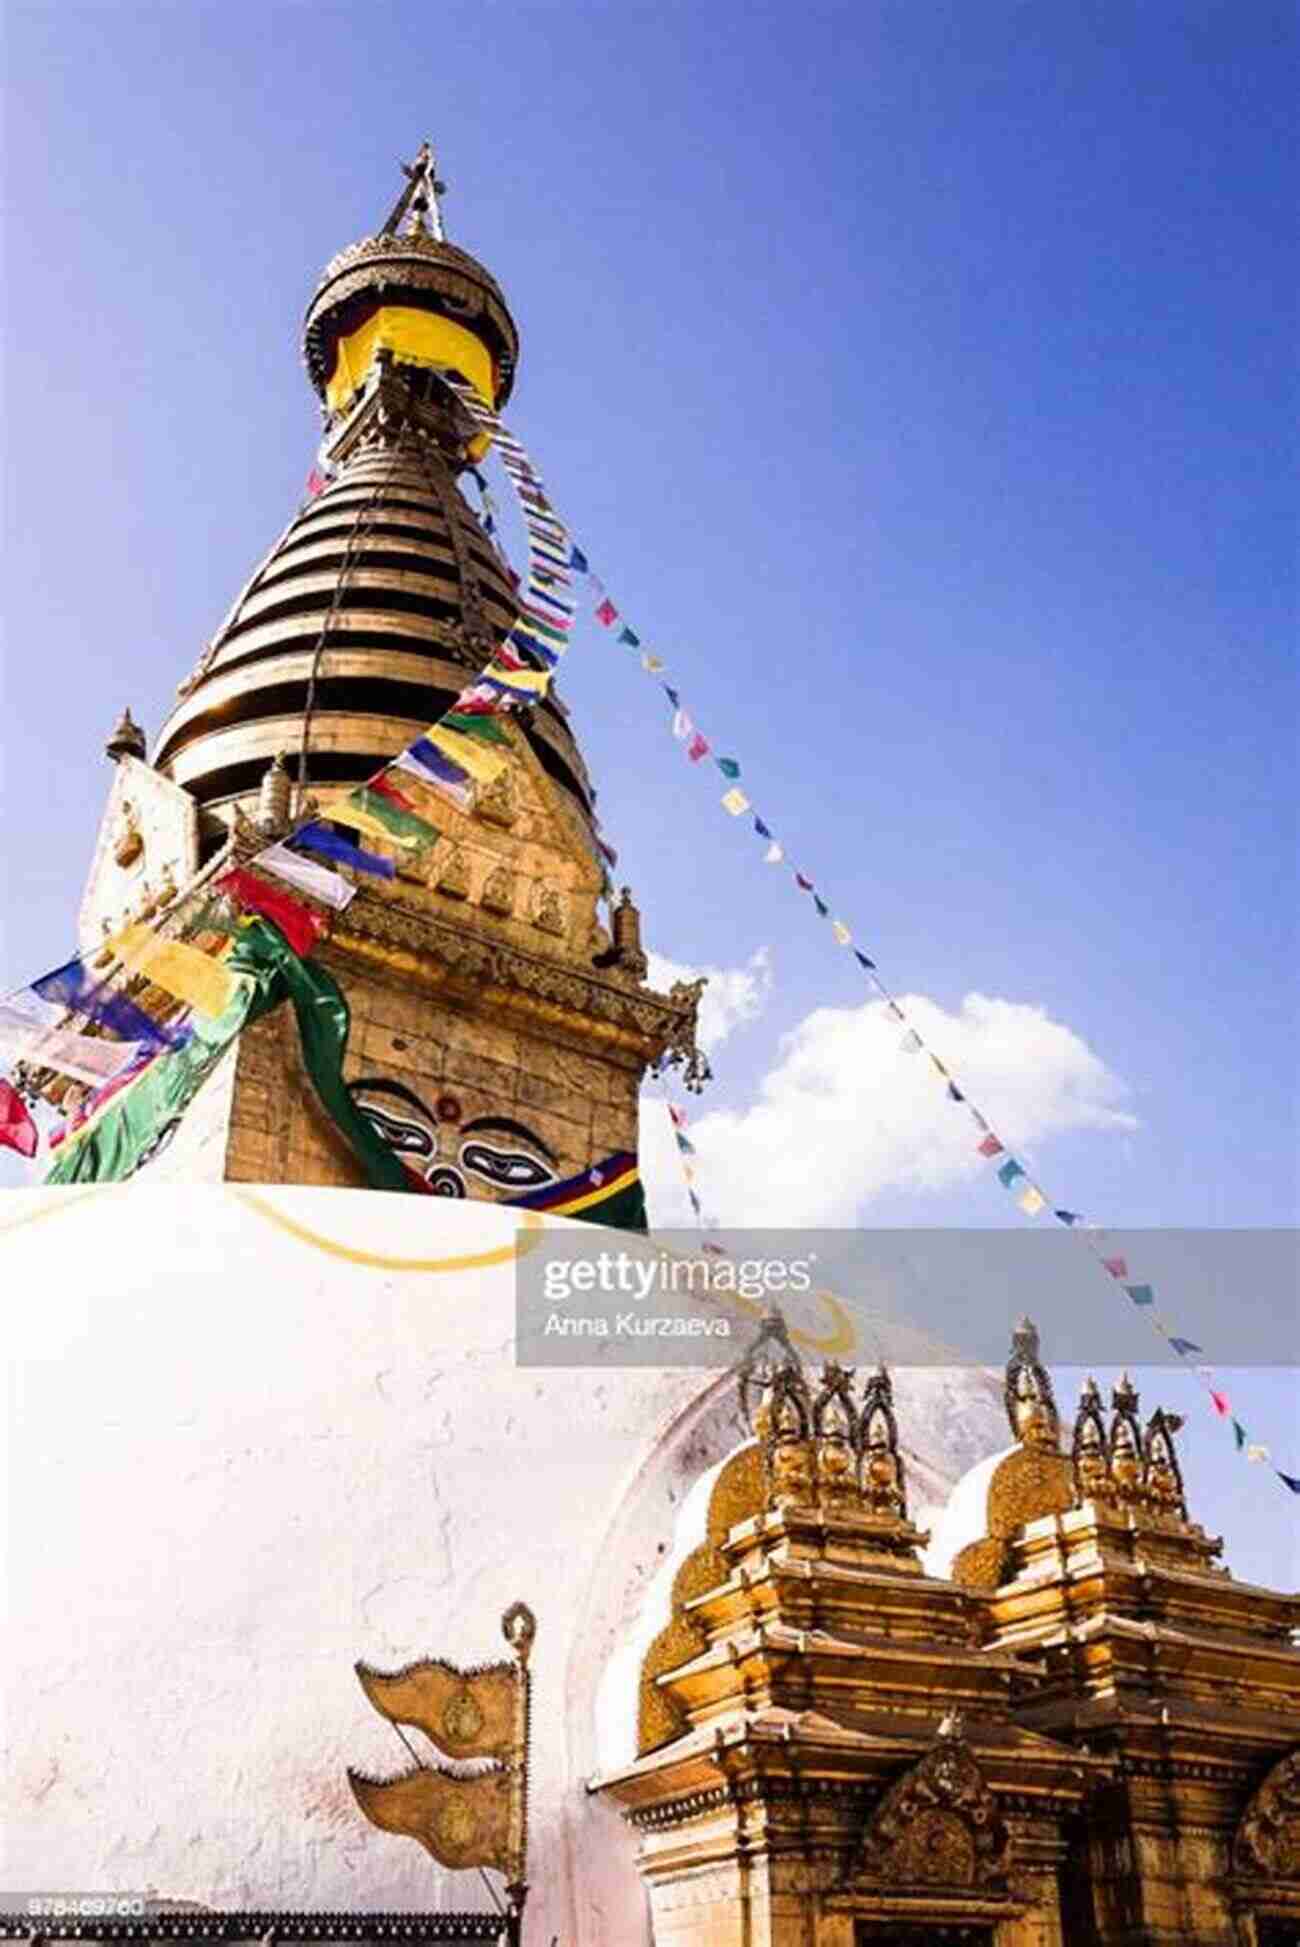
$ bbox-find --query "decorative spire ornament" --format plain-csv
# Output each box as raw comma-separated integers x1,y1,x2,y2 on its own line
381,139,448,242
105,705,146,764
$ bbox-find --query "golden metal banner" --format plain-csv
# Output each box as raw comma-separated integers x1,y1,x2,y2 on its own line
347,1764,513,1874
354,1656,520,1764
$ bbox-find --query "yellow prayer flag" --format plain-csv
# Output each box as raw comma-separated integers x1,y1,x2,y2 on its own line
1017,1185,1047,1216
427,724,510,786
313,794,414,851
721,787,750,816
487,662,549,694
832,921,852,946
109,923,239,1019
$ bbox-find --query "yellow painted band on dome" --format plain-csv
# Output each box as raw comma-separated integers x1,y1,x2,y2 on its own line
325,307,496,415
233,1186,544,1273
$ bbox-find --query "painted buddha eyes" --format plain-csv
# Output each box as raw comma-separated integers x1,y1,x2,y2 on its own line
457,1116,559,1191
354,1097,436,1159
459,1141,554,1189
346,1081,558,1198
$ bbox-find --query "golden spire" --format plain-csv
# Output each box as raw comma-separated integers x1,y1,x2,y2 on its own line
381,139,448,242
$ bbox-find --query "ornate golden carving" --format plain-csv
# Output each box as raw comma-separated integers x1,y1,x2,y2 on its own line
481,865,514,915
852,1715,1010,1891
436,846,470,900
477,767,518,828
535,884,566,937
1234,1748,1300,1881
741,1330,915,1528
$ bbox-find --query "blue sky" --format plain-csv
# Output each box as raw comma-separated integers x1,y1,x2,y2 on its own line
2,2,1295,1574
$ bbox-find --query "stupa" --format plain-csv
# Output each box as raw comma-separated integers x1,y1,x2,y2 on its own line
62,140,705,1212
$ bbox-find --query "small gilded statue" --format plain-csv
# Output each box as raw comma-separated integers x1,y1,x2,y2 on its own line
113,799,144,869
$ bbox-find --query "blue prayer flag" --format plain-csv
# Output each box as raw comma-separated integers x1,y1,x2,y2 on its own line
1125,1283,1155,1307
569,545,589,572
854,950,877,972
1278,1471,1300,1493
1167,1336,1202,1357
32,957,181,1050
997,1158,1026,1189
1054,1209,1081,1225
947,1083,965,1103
664,686,681,708
754,818,772,839
292,821,396,880
716,758,741,780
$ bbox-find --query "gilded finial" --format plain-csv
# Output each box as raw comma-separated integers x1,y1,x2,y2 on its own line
1004,1316,1060,1450
381,139,448,242
1072,1375,1112,1504
106,705,146,765
1107,1373,1145,1505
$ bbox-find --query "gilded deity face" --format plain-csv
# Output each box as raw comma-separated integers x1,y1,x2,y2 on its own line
347,1078,559,1200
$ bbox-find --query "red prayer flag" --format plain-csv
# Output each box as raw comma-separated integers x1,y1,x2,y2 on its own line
219,869,325,959
978,1133,1004,1158
368,772,419,812
595,598,619,627
1102,1256,1128,1279
0,1078,38,1159
687,732,710,762
1209,1390,1230,1418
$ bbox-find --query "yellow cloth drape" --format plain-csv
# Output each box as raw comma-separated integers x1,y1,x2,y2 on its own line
109,924,239,1020
325,307,496,416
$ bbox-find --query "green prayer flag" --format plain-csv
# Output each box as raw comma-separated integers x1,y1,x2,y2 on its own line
443,711,511,746
350,785,439,846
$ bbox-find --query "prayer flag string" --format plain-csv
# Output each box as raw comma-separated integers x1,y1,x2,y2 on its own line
3,381,1296,1500
567,548,1298,1496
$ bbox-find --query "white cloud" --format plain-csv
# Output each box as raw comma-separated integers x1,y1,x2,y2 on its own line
646,946,772,1054
641,988,1136,1229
